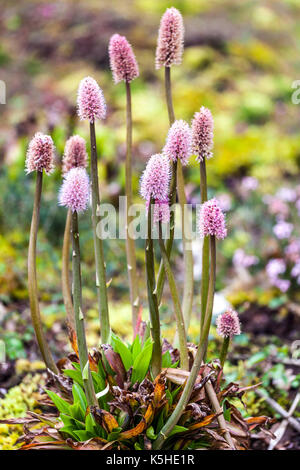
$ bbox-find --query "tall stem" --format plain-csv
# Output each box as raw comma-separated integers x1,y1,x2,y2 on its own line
220,336,230,368
158,222,188,371
153,236,216,450
89,122,110,344
200,159,209,334
156,66,176,303
125,81,139,330
28,171,57,373
177,160,194,333
145,199,161,377
71,211,97,407
156,160,177,303
61,208,75,330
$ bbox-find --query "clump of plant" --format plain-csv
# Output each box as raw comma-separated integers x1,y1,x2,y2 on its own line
1,7,272,451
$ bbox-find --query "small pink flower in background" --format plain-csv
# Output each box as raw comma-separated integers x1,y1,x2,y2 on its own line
163,120,192,166
77,76,106,123
273,221,293,239
296,199,300,216
140,153,170,202
192,106,214,162
217,193,232,212
276,187,297,202
266,258,286,279
291,262,300,279
216,308,241,338
155,7,184,69
59,167,90,213
264,195,289,218
25,132,55,175
108,34,139,84
241,176,258,192
62,135,88,174
198,198,227,240
233,249,258,269
273,278,290,293
285,239,300,263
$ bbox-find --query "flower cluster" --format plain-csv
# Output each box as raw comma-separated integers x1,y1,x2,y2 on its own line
216,309,241,338
192,107,214,162
26,132,55,174
163,120,192,166
77,76,106,123
59,167,90,213
62,135,88,174
109,34,139,83
140,154,170,202
155,7,184,69
198,198,227,240
266,258,290,292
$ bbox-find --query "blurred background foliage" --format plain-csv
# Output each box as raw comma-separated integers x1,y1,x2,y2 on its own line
0,0,299,357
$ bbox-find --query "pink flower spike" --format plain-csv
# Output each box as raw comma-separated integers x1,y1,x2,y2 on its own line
163,120,192,166
25,132,55,175
59,167,90,213
198,198,227,240
217,309,241,338
153,200,170,224
140,153,170,202
109,34,139,84
62,135,88,174
155,7,184,69
192,106,214,162
77,76,106,123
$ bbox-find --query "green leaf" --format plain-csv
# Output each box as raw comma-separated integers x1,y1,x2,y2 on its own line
82,361,89,380
69,402,85,422
85,413,96,434
131,342,153,384
60,413,85,430
162,350,172,368
247,350,268,367
73,430,94,442
146,426,157,440
60,426,78,440
107,427,122,441
46,390,70,415
64,369,84,387
72,383,87,413
131,335,142,361
169,425,188,437
111,333,132,370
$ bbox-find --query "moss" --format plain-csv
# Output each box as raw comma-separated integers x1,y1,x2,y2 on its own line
0,373,44,450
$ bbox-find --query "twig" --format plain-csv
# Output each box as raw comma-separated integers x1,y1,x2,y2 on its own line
256,389,300,433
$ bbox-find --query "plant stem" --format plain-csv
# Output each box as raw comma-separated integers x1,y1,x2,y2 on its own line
220,336,230,368
153,235,216,450
205,379,235,449
89,121,110,344
177,159,194,333
156,160,177,304
125,81,139,330
28,171,58,373
200,159,209,335
61,208,75,330
165,67,175,124
71,211,97,407
158,221,188,371
156,67,177,303
145,199,161,377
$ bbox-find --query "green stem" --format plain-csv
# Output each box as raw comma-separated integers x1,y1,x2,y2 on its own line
145,199,161,377
177,160,194,333
200,159,209,334
28,171,58,373
125,81,139,330
219,336,230,368
71,211,97,407
89,121,110,344
158,221,188,371
156,160,177,304
153,235,216,450
155,67,177,304
61,208,75,330
165,67,175,125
